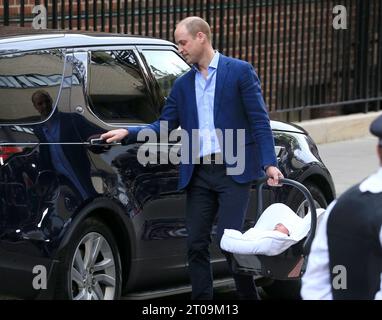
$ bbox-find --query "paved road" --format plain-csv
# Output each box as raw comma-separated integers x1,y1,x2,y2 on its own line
317,135,378,196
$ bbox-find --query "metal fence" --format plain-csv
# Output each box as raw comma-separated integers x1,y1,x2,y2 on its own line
1,0,381,121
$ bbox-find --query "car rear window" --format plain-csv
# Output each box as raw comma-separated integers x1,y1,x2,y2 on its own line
0,50,65,124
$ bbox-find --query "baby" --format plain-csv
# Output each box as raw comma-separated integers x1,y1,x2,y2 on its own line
273,223,290,236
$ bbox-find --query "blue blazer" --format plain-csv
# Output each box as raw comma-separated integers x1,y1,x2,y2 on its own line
127,54,277,190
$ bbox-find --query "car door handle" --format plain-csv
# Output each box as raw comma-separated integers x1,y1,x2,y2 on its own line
89,138,120,145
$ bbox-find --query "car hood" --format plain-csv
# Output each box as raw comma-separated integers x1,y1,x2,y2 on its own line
270,120,307,135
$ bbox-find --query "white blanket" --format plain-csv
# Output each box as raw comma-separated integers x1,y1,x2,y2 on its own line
220,203,325,256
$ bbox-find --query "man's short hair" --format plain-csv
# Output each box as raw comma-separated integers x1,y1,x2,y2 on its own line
177,16,212,43
31,89,53,106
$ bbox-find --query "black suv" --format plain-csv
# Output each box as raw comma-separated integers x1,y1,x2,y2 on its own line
0,30,335,300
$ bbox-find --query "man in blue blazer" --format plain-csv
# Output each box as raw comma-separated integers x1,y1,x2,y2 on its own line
102,16,283,299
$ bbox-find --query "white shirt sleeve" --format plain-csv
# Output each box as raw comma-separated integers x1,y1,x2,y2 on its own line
301,200,337,300
374,226,382,300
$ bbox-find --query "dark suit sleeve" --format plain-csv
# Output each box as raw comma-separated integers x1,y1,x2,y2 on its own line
72,113,105,140
239,62,277,168
123,83,180,144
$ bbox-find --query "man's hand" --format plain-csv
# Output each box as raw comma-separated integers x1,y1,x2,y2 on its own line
100,129,129,144
265,166,284,186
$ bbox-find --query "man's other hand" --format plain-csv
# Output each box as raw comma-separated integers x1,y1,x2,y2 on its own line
266,166,284,186
100,129,129,144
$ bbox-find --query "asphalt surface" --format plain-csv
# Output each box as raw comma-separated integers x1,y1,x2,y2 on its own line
317,135,378,196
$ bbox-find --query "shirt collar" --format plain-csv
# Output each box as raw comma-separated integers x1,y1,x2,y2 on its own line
209,51,220,69
359,167,382,193
193,51,220,73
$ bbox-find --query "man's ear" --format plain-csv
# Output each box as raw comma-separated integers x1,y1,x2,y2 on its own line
197,31,205,42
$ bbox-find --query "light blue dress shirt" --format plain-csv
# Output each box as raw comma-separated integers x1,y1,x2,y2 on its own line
194,51,222,157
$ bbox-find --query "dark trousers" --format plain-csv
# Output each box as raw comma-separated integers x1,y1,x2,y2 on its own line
186,163,259,300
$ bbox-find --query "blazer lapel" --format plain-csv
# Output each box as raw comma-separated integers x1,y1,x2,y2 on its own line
214,55,230,120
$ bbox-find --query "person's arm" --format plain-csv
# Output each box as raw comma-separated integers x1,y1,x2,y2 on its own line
374,226,382,300
102,82,180,144
239,62,282,185
301,200,337,300
72,113,106,140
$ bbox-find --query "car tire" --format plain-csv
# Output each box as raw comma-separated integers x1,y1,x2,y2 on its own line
288,181,328,218
55,218,122,300
261,182,327,300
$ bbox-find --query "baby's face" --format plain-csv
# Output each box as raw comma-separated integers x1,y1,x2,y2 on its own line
274,223,290,236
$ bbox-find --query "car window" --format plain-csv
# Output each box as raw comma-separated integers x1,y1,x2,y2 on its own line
88,50,156,124
0,50,65,124
141,50,190,98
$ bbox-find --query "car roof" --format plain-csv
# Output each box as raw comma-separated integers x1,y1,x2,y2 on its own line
0,27,175,53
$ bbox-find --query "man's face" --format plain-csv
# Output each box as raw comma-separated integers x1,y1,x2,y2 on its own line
174,25,203,65
32,95,52,118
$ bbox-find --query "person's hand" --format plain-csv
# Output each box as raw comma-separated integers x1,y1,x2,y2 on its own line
100,129,129,143
265,166,284,186
274,223,290,236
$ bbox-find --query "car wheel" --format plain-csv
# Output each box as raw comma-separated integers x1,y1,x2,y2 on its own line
261,182,327,300
55,218,122,300
289,182,328,218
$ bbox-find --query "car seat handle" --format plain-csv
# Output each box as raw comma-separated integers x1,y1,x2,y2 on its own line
255,177,317,255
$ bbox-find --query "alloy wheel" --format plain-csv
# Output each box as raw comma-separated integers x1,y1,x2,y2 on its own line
70,232,116,300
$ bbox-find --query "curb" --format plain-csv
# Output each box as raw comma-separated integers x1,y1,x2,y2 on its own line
294,111,382,145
